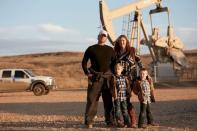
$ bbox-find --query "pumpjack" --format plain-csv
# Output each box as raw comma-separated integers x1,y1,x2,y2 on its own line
99,0,189,82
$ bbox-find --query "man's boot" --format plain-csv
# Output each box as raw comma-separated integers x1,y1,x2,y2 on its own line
128,107,137,128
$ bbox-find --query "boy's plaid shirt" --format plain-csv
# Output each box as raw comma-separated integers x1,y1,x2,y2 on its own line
140,80,151,104
115,75,127,102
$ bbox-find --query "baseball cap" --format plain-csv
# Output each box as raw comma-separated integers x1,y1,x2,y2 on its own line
99,30,108,36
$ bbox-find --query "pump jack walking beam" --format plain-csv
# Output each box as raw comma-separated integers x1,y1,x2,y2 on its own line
99,0,162,44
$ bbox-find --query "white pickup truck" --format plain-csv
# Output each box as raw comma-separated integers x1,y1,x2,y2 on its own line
0,69,56,96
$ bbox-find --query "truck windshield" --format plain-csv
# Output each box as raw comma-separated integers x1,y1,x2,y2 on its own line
24,70,35,77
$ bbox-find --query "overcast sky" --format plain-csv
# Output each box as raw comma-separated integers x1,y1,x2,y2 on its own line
0,0,196,56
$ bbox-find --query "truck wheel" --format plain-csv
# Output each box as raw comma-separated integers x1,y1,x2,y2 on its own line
33,84,45,96
44,89,50,95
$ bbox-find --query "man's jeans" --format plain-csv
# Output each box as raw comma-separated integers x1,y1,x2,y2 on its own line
85,75,113,125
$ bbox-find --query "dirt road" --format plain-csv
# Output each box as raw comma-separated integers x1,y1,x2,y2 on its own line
0,86,197,130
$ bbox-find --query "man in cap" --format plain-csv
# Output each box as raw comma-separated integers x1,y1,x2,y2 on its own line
82,30,115,128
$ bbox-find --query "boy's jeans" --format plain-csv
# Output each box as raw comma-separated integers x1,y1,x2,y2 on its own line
138,102,154,126
114,100,131,126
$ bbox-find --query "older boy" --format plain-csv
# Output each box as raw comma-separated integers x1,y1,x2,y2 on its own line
133,68,158,128
110,63,131,127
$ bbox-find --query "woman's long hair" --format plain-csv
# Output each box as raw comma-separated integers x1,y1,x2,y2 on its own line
114,35,135,58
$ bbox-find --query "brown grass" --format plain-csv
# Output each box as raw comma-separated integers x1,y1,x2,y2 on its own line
0,52,86,89
0,50,196,89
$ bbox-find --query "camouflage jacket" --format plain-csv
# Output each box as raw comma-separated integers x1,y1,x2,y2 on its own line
114,47,143,80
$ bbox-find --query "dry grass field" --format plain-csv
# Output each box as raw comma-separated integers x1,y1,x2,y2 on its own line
0,50,197,130
0,52,86,89
0,50,196,89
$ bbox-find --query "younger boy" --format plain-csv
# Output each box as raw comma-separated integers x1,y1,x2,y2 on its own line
110,63,131,127
133,68,158,128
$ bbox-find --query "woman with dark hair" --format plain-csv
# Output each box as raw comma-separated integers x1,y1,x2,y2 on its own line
113,35,143,128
